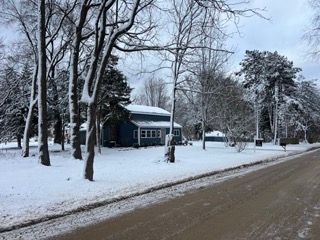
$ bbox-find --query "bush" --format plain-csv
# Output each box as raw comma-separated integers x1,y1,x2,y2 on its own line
279,138,299,145
132,143,140,148
235,141,247,152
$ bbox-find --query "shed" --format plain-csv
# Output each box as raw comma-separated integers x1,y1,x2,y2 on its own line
204,130,226,142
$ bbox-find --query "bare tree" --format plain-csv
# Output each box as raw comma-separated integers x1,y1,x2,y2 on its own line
74,0,154,181
305,0,320,58
162,0,240,161
0,0,76,157
0,0,39,157
134,78,170,109
37,0,50,165
68,0,93,160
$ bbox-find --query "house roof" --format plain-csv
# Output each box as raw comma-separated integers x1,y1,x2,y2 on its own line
206,130,225,137
132,120,182,128
124,104,171,116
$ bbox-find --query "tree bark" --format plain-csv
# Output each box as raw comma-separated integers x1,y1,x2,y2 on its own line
304,126,308,143
22,65,38,157
201,92,206,150
273,82,279,145
62,117,65,151
17,135,22,149
202,120,206,150
96,106,101,154
167,82,177,163
37,0,50,166
69,50,82,159
84,103,97,181
68,0,90,160
53,113,62,144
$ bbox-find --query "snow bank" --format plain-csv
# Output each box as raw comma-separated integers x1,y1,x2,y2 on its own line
0,141,318,231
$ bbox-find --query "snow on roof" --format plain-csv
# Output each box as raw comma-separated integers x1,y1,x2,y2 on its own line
125,104,170,116
132,120,182,128
206,130,225,137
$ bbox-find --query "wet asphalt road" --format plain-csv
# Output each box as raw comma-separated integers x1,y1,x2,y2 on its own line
54,149,320,240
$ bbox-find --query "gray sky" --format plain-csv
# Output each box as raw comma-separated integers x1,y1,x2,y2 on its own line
0,0,318,91
226,0,318,80
123,0,320,93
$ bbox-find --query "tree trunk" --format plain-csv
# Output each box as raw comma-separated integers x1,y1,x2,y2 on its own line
17,135,22,149
68,2,90,161
167,82,177,163
22,65,38,157
69,51,82,159
37,0,50,166
96,107,101,154
268,106,274,136
202,121,206,150
62,118,65,151
53,113,62,144
273,82,279,145
22,104,34,157
201,93,206,150
255,102,260,139
84,103,96,181
304,128,308,143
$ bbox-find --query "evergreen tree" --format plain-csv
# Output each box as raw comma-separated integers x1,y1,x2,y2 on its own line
0,63,33,147
95,57,132,152
238,50,301,143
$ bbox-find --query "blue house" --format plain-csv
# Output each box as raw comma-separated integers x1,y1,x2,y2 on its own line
80,104,182,147
102,104,182,147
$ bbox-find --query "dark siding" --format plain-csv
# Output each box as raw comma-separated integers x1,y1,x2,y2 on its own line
118,121,138,147
140,128,162,146
83,111,183,148
131,113,170,122
166,128,182,144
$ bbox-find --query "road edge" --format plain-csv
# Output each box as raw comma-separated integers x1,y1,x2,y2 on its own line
1,145,319,233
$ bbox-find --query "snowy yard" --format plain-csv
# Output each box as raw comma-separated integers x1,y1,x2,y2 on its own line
0,141,319,230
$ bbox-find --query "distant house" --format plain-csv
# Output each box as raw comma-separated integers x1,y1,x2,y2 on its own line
204,130,226,142
80,104,182,147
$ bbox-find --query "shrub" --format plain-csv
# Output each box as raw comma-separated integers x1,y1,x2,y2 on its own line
132,143,140,148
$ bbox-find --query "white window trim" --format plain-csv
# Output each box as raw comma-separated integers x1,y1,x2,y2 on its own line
141,130,146,138
133,130,138,139
174,129,180,136
140,129,162,138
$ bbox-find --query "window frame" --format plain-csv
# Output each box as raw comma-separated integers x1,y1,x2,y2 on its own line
141,130,146,138
174,129,180,136
133,130,138,139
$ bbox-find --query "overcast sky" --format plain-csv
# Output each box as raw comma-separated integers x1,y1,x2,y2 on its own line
226,0,318,79
122,0,320,93
0,0,318,91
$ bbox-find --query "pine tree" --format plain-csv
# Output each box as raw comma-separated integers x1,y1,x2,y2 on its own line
95,60,132,152
238,50,301,143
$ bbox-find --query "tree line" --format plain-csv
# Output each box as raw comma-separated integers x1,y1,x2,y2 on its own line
0,0,319,181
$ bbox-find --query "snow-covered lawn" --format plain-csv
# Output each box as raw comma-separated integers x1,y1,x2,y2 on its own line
0,141,319,230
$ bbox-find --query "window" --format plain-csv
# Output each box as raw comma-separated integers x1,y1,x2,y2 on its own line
140,129,161,138
146,130,151,138
174,129,180,136
133,130,138,139
151,130,156,138
141,130,146,138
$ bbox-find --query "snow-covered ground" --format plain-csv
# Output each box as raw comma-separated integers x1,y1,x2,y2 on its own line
0,141,319,232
